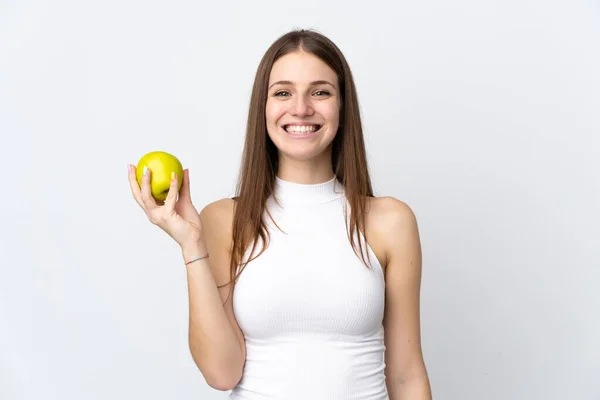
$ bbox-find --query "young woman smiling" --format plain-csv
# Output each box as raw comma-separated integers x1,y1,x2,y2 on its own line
128,29,432,400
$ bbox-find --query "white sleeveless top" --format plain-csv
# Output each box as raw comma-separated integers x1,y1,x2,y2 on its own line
229,176,388,400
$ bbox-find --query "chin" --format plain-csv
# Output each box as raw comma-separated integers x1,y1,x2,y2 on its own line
279,143,334,163
278,149,318,162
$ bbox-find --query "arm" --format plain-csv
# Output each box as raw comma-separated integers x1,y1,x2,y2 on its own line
185,199,246,390
381,198,432,400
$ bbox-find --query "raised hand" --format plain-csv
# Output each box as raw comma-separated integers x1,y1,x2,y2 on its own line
127,165,204,250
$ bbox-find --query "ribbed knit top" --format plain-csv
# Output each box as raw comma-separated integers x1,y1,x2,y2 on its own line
229,175,388,400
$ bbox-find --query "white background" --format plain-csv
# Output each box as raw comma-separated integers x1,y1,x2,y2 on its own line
1,0,599,399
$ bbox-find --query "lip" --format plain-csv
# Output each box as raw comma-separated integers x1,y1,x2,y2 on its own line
281,123,322,139
282,122,321,126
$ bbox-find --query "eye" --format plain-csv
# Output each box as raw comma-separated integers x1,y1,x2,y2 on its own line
274,90,291,97
313,90,331,97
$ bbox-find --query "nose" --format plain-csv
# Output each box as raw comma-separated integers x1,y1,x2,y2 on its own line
291,94,314,117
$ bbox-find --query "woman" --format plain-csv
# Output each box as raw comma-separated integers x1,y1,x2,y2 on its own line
128,29,432,400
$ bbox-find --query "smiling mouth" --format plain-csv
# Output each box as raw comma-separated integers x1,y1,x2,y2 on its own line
283,124,322,134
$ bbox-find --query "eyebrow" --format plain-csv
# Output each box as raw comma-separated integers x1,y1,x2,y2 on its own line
268,80,336,90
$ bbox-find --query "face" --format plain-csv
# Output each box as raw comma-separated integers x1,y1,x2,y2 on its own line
265,51,341,162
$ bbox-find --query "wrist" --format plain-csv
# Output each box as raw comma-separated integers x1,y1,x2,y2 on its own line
181,241,208,262
183,253,210,266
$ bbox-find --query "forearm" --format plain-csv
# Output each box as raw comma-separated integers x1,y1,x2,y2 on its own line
387,374,432,400
183,246,244,390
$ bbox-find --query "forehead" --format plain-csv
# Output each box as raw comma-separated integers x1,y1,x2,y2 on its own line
269,51,337,85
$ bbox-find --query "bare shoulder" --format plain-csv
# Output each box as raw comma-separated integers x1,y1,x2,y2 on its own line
367,196,417,226
200,197,236,225
365,196,420,274
199,198,236,241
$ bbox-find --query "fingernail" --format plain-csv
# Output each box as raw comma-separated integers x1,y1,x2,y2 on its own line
143,166,148,175
127,164,131,173
171,171,175,180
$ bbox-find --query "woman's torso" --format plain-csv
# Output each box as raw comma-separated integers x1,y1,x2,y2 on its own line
227,178,389,400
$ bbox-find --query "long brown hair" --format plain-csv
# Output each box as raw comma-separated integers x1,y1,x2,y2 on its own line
222,29,375,297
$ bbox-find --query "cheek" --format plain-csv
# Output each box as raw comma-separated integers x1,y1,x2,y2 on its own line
321,103,340,127
265,101,286,126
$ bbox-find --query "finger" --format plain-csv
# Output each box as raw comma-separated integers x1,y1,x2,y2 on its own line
163,171,179,214
178,169,191,202
127,164,145,209
140,166,158,210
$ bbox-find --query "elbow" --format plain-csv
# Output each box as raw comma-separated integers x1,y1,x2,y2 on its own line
198,355,244,391
189,341,245,391
205,371,242,391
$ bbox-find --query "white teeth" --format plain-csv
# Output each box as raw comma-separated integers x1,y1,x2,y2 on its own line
285,125,319,134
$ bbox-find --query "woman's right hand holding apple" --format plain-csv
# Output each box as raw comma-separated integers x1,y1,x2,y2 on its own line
127,165,206,255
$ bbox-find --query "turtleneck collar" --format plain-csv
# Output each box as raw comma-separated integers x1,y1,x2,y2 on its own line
273,175,345,205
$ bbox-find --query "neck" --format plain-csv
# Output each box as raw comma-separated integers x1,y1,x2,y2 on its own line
276,150,334,184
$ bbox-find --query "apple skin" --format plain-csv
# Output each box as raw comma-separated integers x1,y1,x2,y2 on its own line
135,151,184,201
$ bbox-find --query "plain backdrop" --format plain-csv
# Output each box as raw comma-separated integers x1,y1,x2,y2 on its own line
1,0,599,399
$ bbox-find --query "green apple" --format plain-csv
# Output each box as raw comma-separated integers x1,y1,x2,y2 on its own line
135,151,184,201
